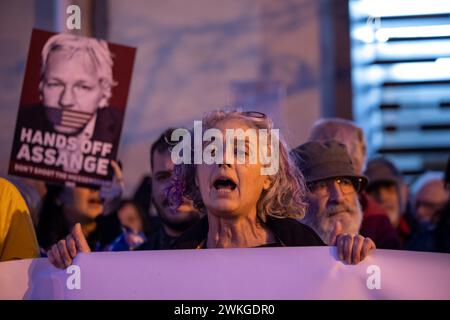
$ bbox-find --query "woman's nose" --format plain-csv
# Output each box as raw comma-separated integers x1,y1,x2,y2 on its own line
220,148,235,167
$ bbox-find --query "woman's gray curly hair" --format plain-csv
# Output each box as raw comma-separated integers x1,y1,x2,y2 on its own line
167,108,308,222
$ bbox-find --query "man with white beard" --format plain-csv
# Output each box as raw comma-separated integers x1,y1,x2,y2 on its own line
307,118,400,249
292,141,374,252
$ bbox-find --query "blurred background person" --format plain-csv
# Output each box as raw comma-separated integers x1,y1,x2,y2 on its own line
406,172,448,251
0,177,39,261
37,161,124,256
407,160,450,252
364,157,417,247
308,118,400,249
434,157,450,253
104,199,152,251
412,172,448,226
37,184,122,253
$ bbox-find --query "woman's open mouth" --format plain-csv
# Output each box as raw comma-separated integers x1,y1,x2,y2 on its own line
213,178,237,192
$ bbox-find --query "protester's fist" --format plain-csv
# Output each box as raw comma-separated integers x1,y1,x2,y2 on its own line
330,221,376,264
334,233,376,265
47,223,91,269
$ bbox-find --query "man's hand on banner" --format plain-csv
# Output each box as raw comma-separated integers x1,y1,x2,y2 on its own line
330,221,376,265
47,223,91,269
100,160,124,216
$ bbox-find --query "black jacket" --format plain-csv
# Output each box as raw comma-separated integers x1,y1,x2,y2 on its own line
138,224,179,251
171,215,325,249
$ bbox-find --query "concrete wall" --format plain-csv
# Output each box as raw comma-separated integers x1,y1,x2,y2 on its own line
107,0,324,194
0,0,35,178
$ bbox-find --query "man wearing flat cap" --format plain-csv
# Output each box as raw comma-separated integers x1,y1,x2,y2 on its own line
291,140,375,262
307,118,401,249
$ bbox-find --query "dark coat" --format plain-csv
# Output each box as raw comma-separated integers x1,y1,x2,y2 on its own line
171,215,325,249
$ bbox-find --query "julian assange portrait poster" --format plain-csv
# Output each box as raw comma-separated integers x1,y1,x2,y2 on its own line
9,29,136,187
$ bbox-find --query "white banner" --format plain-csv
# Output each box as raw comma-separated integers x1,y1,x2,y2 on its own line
0,247,449,299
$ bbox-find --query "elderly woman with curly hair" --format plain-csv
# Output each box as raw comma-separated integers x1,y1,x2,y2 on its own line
167,109,324,249
167,109,375,264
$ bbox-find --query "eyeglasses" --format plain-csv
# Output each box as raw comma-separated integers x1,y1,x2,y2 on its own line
307,177,361,196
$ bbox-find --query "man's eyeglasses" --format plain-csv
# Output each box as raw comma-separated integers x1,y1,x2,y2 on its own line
307,177,361,196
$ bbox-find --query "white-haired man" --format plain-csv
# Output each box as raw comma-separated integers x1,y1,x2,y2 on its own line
291,141,376,264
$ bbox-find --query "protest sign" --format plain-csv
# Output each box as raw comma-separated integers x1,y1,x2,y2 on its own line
9,29,136,187
0,247,449,300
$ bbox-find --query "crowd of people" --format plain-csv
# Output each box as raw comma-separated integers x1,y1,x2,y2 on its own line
1,33,449,269
1,109,449,267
